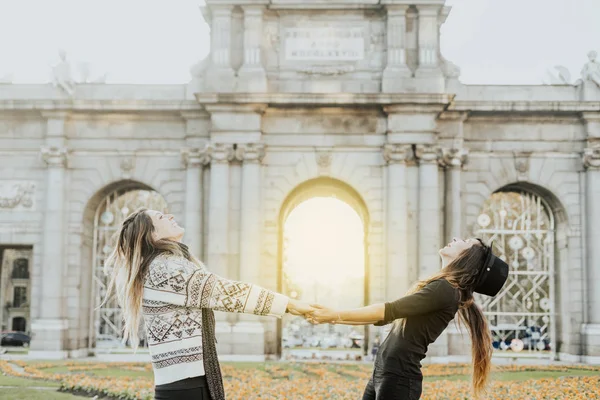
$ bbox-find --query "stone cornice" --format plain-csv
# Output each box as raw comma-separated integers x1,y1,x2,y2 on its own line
196,93,454,107
0,100,201,113
449,101,600,113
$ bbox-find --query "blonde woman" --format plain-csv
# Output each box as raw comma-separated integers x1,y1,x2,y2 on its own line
102,208,312,400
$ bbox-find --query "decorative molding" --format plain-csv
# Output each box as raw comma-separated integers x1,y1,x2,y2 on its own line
119,157,135,179
235,143,265,164
40,146,68,168
440,148,468,169
583,146,600,169
0,181,35,210
315,148,333,174
382,144,413,164
414,145,440,165
513,152,531,180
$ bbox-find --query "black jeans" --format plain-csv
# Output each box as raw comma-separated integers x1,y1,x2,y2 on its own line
362,373,422,400
154,385,212,400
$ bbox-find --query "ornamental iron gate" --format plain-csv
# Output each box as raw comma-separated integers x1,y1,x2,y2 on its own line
89,189,168,350
474,191,555,358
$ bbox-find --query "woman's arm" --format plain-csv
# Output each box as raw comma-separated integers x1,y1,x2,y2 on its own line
144,255,301,318
308,303,385,325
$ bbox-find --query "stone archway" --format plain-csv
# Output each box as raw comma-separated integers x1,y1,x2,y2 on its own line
276,177,370,359
473,182,569,360
80,180,169,352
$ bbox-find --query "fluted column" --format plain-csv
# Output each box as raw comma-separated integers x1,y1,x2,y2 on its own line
416,145,441,279
383,144,413,298
382,4,411,92
31,114,70,356
236,144,266,329
181,146,210,258
207,143,234,278
441,148,468,242
584,147,600,326
238,6,267,92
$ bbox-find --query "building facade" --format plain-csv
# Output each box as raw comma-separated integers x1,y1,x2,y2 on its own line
1,0,600,363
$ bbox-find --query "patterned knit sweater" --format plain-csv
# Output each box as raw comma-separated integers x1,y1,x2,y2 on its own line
142,253,288,385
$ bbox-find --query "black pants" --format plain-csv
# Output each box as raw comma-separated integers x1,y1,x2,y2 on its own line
362,374,422,400
154,385,212,400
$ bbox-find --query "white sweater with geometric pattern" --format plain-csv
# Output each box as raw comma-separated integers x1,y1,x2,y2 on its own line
142,253,289,385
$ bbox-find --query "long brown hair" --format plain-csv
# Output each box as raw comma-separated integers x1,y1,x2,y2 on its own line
402,239,493,398
100,208,194,350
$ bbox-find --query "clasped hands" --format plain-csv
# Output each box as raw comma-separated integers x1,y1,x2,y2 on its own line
287,299,341,325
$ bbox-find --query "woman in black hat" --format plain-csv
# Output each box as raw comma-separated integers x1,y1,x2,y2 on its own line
308,237,509,400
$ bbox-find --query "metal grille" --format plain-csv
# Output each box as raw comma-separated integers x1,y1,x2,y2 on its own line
90,190,168,349
474,191,555,358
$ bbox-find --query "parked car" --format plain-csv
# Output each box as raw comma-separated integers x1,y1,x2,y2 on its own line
1,331,31,347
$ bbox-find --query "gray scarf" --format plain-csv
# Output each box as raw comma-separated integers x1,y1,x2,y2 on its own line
202,308,225,400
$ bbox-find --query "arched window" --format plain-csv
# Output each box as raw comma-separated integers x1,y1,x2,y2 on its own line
475,190,554,356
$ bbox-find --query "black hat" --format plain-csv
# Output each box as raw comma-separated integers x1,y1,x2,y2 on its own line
474,243,509,296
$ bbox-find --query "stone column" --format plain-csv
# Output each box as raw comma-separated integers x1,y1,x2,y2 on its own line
238,6,267,92
583,146,600,358
232,143,268,355
207,143,234,278
383,144,413,299
382,4,411,92
181,146,210,259
30,113,70,357
416,145,441,280
441,148,468,242
206,6,235,92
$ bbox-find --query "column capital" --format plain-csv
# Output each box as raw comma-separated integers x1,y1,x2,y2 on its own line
440,148,468,169
383,144,413,164
209,143,235,164
583,146,600,169
181,146,212,167
41,146,68,168
415,144,440,165
415,4,442,15
235,143,265,164
384,4,409,15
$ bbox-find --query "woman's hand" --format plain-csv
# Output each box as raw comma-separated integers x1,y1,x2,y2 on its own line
306,304,341,324
286,299,315,316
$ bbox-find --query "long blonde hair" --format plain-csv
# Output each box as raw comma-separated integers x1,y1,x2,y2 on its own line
400,240,493,398
100,208,192,350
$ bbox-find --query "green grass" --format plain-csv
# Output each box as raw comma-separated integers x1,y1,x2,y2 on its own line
0,374,60,388
0,388,80,400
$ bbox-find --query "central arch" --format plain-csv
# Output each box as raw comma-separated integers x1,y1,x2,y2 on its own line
276,177,370,359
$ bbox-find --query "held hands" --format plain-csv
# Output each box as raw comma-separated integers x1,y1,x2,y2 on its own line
286,299,340,325
306,304,341,325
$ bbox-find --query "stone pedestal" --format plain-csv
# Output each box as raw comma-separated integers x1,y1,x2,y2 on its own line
237,6,267,92
382,5,411,93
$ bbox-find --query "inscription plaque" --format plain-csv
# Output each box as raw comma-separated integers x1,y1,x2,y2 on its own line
284,27,365,61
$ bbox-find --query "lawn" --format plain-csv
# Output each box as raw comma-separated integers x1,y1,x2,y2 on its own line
0,360,598,399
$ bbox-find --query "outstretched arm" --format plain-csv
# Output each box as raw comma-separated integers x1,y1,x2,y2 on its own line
308,303,385,325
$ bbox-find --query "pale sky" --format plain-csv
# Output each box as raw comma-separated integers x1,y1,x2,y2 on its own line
0,0,598,85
